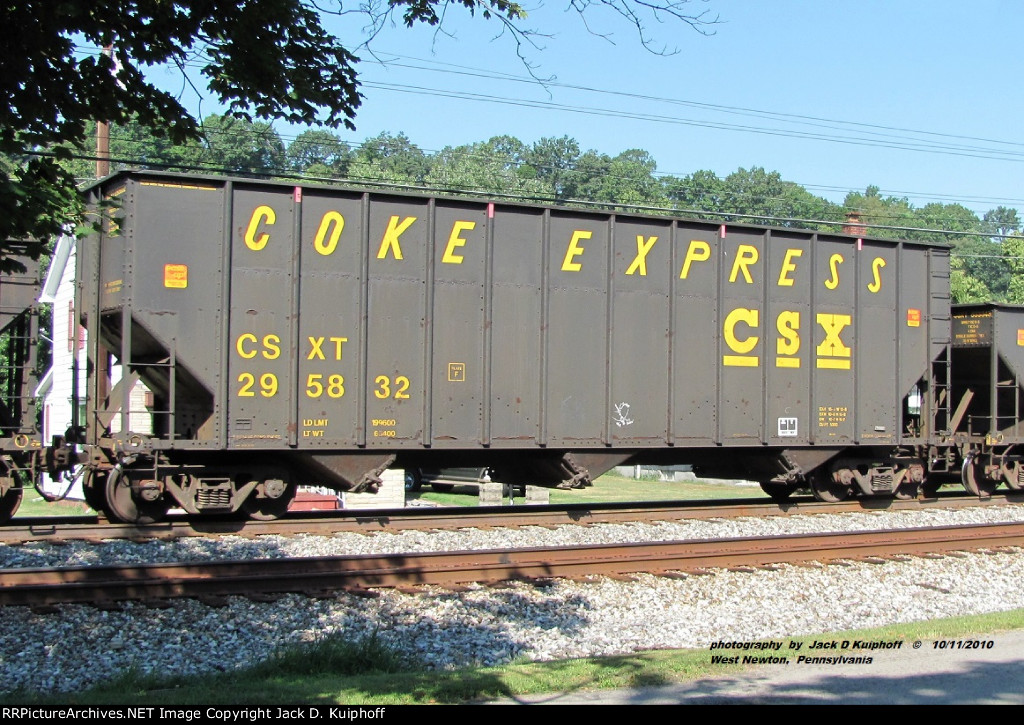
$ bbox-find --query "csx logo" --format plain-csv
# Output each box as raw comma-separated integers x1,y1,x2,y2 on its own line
723,309,852,370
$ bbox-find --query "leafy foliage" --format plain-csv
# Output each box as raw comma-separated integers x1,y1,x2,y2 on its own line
950,256,992,303
286,129,351,175
2,0,719,245
526,136,586,201
167,115,287,175
1004,237,1024,303
2,0,364,242
347,132,433,185
426,137,549,196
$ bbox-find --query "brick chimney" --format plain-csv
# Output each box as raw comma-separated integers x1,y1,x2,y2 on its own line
843,211,867,237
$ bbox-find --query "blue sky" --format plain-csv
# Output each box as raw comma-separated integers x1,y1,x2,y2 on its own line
146,0,1024,218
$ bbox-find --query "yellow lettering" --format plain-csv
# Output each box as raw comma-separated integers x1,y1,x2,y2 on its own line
561,230,592,272
777,248,803,287
824,253,844,290
260,373,278,398
816,313,852,369
308,336,347,360
314,211,345,256
625,235,658,276
680,240,711,279
442,220,476,264
238,372,255,396
306,375,345,399
236,333,257,359
237,333,281,360
723,307,760,367
262,334,281,360
729,244,759,284
776,311,801,368
377,216,416,260
245,205,275,251
868,257,886,293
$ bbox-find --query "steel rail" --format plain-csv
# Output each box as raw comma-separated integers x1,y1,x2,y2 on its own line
2,521,1022,607
7,491,1021,544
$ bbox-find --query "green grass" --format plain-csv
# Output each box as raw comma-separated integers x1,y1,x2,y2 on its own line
552,473,765,504
407,471,767,507
13,494,91,518
10,608,1024,705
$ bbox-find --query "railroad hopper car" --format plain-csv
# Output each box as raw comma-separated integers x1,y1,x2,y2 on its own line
948,303,1024,496
0,242,43,519
39,169,956,524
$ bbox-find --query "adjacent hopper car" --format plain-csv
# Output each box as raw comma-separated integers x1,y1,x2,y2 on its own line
2,170,1023,523
0,242,44,519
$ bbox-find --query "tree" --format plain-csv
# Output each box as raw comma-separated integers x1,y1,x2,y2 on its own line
667,167,836,228
983,206,1020,239
913,202,979,246
286,129,351,176
347,132,433,185
526,136,583,201
51,118,173,180
426,136,548,197
2,0,718,245
588,149,665,207
842,187,917,240
950,256,992,303
3,0,361,243
165,114,286,175
954,236,1007,300
664,169,728,221
716,167,834,228
1004,236,1024,303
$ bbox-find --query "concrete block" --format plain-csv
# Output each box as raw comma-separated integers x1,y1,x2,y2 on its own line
343,468,405,509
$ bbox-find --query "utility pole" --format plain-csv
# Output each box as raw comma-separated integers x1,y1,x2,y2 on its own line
95,45,112,178
95,44,113,410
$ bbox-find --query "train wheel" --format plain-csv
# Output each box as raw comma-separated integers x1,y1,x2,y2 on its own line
893,471,918,500
893,483,918,499
1004,463,1024,491
894,463,926,500
962,456,998,497
242,480,296,521
0,466,23,523
810,471,852,503
82,470,108,513
759,482,794,502
0,486,22,523
104,470,170,525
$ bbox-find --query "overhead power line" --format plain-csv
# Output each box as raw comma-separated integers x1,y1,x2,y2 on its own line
30,147,1022,244
361,81,1024,163
67,43,1024,215
369,52,1024,151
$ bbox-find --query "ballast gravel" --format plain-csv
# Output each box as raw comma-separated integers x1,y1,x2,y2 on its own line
3,504,1024,695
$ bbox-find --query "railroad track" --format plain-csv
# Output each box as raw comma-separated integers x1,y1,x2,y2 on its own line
4,521,1023,608
7,491,1023,544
